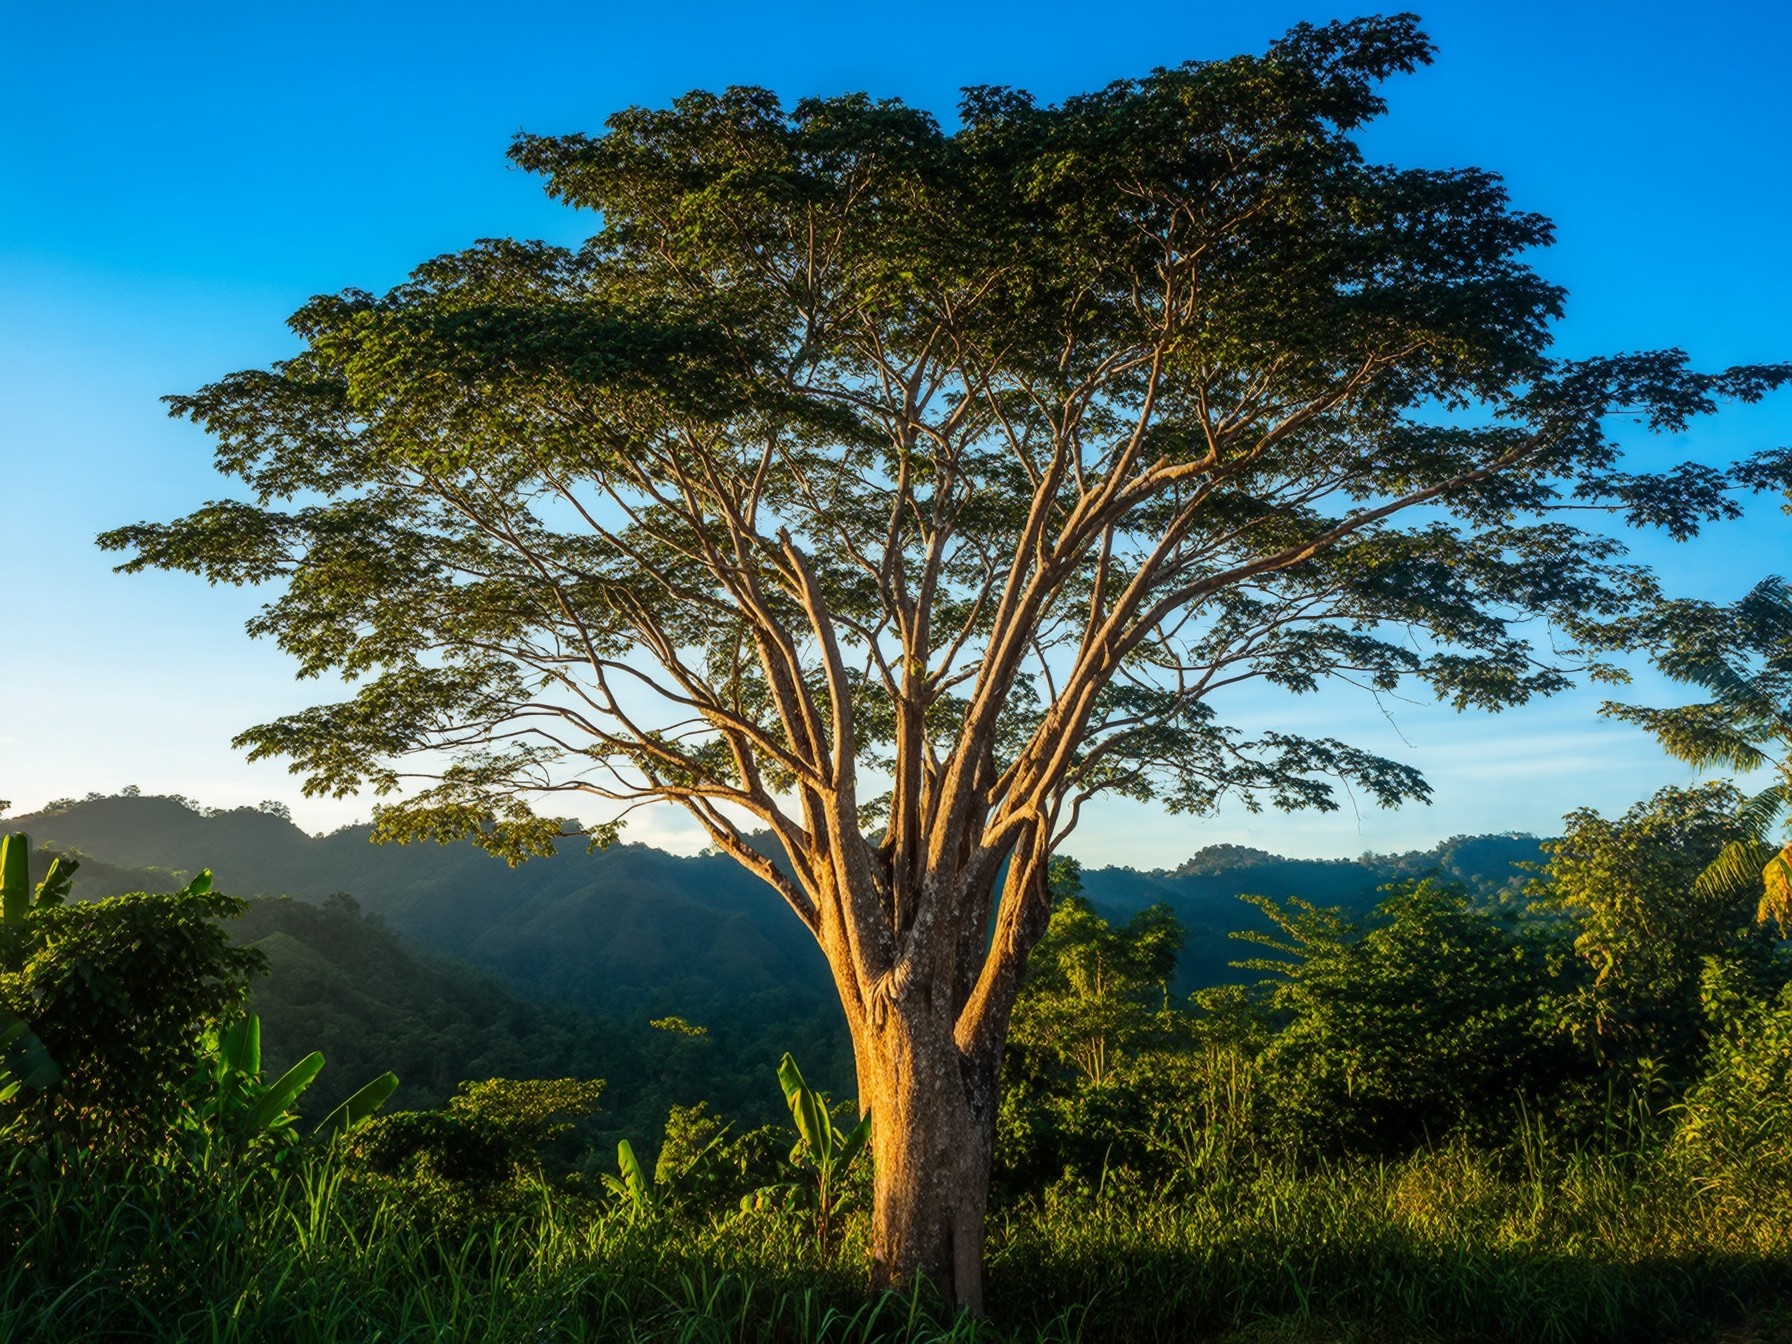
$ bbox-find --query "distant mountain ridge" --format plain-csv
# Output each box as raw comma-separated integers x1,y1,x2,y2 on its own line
11,794,833,1021
1081,831,1549,988
10,793,1552,1007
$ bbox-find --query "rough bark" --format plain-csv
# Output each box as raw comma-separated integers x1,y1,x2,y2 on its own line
858,999,1000,1315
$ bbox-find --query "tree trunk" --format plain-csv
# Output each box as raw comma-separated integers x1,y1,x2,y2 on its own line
861,1001,999,1315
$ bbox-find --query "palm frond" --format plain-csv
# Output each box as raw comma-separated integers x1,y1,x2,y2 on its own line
1693,837,1779,905
1758,845,1792,934
1735,782,1791,845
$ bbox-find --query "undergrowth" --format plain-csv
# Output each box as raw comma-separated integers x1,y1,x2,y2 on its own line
4,1137,1789,1344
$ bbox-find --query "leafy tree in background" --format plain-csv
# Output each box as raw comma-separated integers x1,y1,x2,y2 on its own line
1238,879,1570,1154
1535,784,1777,1089
652,1100,786,1214
0,847,264,1151
99,15,1791,1306
1008,860,1183,1087
998,866,1199,1198
1602,576,1792,927
341,1075,607,1230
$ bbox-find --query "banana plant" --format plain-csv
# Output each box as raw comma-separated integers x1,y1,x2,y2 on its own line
1,834,71,1104
601,1138,659,1218
190,1012,396,1160
1,832,78,971
319,1071,401,1135
194,1015,321,1144
765,1052,870,1255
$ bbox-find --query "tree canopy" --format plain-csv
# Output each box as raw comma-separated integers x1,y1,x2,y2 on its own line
99,14,1790,1304
102,20,1786,903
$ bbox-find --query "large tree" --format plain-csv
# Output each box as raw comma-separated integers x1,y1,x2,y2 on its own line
102,16,1787,1308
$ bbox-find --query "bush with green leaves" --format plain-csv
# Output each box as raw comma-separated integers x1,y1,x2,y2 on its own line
1534,783,1779,1090
1242,879,1580,1156
1672,963,1792,1215
1006,886,1184,1089
652,1100,787,1214
997,860,1197,1194
341,1075,607,1230
0,841,264,1153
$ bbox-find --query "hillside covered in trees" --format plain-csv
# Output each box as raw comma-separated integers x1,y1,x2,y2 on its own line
18,792,1546,995
12,792,1550,1106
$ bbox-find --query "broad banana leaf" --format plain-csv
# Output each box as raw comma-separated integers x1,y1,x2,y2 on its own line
1,834,28,926
244,1050,325,1133
217,1016,262,1079
617,1138,649,1202
34,854,77,908
778,1052,830,1165
317,1071,398,1135
839,1113,872,1165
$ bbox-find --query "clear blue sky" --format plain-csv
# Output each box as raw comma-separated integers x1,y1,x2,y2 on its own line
3,1,1787,864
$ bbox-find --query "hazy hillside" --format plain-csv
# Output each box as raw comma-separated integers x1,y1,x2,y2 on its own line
230,894,647,1124
12,793,1551,1070
16,795,857,1105
21,839,803,1135
15,794,839,1024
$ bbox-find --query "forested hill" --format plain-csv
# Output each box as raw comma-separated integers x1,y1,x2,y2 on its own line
1082,833,1548,989
13,794,836,1031
14,794,1549,1004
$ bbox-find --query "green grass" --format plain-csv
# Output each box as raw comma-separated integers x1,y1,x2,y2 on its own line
3,1143,1789,1343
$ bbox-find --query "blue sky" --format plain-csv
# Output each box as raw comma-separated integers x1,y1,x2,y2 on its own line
2,1,1787,865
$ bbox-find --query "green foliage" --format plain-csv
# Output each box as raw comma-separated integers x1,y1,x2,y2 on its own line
654,1100,787,1214
19,793,1560,1131
1000,864,1644,1187
763,1052,870,1256
1242,879,1578,1155
1674,972,1792,1215
4,1133,1791,1343
1008,862,1184,1087
0,831,77,971
0,1007,58,1102
345,1074,605,1209
184,1012,396,1161
0,832,28,934
602,1138,658,1216
999,862,1208,1194
188,1014,323,1150
1533,783,1776,1087
320,1070,402,1135
450,1074,605,1138
5,789,1792,1338
450,1075,604,1178
1602,575,1792,927
0,854,264,1150
344,1107,516,1187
